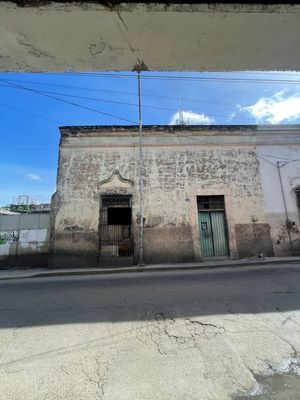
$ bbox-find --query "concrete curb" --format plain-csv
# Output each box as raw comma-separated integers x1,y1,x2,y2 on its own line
1,258,300,281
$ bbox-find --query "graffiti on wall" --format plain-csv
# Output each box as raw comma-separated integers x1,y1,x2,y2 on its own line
0,231,19,245
0,214,50,260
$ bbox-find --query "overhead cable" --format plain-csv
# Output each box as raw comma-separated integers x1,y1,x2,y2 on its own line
0,79,137,124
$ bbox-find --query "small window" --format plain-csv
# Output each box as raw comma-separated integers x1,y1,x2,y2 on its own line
197,195,225,211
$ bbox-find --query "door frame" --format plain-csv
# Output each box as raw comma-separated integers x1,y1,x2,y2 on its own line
99,194,133,258
97,170,136,261
189,187,238,260
198,208,229,257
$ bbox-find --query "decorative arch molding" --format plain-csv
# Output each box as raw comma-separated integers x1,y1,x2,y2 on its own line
98,170,133,190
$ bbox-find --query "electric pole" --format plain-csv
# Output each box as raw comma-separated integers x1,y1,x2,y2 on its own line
137,72,145,266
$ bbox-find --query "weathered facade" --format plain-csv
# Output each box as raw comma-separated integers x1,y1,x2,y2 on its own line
257,126,300,256
50,124,300,267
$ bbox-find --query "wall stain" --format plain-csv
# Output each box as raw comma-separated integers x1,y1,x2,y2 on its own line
89,40,106,57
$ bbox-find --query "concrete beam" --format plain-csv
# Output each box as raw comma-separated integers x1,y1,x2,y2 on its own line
1,2,300,71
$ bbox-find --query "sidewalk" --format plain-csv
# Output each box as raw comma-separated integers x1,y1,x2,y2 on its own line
1,256,300,280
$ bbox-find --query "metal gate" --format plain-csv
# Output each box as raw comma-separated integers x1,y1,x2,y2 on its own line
99,195,133,258
197,196,229,257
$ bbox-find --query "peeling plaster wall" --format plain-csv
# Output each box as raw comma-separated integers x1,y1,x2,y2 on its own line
1,3,300,71
0,212,50,267
51,126,274,266
257,127,300,256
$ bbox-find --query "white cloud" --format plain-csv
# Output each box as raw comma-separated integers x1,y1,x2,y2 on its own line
240,91,300,124
26,173,43,181
169,110,215,125
227,111,237,122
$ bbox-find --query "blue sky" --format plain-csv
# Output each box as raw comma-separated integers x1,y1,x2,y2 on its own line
0,71,300,206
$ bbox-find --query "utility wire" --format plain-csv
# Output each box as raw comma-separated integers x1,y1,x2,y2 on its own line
0,79,137,125
36,71,300,84
246,154,300,167
0,84,176,113
5,78,290,123
1,76,299,107
256,155,277,167
139,75,300,85
0,82,254,122
0,102,63,125
260,154,300,162
0,82,298,154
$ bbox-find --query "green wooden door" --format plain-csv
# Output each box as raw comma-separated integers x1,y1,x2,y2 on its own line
198,211,228,257
198,212,214,257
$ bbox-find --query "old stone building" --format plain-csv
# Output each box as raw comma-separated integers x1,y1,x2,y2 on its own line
50,125,300,268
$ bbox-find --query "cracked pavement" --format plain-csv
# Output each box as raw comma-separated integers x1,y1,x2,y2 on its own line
0,263,300,399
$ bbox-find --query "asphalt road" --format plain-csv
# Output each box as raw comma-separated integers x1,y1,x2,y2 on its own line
1,263,300,399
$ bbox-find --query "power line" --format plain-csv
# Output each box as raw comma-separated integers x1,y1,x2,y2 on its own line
0,80,237,107
260,154,300,162
237,72,300,78
2,76,299,109
0,84,176,113
0,82,254,123
143,75,300,85
257,155,277,167
0,102,63,125
0,79,137,125
36,71,300,85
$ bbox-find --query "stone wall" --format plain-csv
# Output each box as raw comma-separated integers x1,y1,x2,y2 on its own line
0,213,50,268
51,126,274,266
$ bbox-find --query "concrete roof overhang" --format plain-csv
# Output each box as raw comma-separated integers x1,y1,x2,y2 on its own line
1,1,300,72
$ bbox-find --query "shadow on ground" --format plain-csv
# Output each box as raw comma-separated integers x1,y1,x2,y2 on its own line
0,264,300,328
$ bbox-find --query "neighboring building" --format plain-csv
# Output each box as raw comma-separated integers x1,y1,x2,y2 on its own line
0,212,50,267
0,209,19,216
30,203,51,213
50,124,299,268
8,201,50,214
256,125,300,256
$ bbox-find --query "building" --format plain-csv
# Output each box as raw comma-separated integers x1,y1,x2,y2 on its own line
7,195,51,214
256,125,300,256
0,212,50,267
0,209,19,216
50,125,300,268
